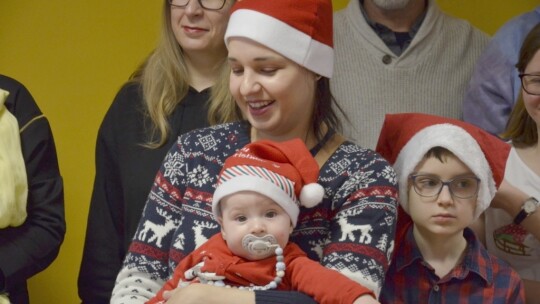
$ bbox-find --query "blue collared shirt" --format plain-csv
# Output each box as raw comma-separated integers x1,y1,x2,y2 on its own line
463,6,540,136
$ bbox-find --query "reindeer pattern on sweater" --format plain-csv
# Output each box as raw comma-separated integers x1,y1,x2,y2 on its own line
111,121,398,303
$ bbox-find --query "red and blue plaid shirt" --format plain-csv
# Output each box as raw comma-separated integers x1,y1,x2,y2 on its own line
380,226,525,304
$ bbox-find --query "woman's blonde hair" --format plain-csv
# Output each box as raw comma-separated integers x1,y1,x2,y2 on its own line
131,1,240,148
501,23,540,147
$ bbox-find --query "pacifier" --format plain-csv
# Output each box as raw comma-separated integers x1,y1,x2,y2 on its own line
242,234,279,259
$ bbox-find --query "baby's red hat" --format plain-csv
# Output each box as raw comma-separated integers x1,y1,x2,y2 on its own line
212,138,324,226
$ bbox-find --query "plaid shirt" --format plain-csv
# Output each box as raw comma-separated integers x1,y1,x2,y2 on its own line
380,226,525,304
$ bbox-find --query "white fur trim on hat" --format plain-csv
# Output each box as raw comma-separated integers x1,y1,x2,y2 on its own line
394,124,495,220
300,183,325,208
225,9,334,78
212,175,301,227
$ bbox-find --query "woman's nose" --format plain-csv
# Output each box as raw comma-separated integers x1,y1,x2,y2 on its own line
184,0,203,16
240,72,261,96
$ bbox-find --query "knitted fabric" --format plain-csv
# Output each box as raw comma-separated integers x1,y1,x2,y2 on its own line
111,121,399,303
78,84,210,303
212,139,324,226
331,0,489,149
149,233,373,304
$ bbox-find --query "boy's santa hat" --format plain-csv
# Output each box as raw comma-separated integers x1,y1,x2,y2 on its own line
224,0,334,78
376,113,510,220
212,139,324,226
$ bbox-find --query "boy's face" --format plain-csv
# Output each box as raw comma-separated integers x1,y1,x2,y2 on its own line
219,191,293,260
408,154,477,238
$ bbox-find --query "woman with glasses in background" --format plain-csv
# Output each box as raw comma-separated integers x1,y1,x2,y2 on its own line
78,0,239,302
485,22,540,303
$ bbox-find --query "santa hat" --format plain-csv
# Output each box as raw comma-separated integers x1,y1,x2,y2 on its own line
375,113,510,220
224,0,334,78
212,138,324,226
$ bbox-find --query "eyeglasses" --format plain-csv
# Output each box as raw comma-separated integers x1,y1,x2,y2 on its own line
409,174,480,199
519,74,540,96
168,0,227,10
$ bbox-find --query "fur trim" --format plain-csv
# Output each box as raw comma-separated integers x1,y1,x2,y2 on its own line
300,183,325,208
394,124,495,220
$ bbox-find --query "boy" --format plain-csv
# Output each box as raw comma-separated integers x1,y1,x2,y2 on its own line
376,113,525,303
149,139,378,304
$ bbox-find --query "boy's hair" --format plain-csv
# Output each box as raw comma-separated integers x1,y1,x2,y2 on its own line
423,146,455,163
376,113,511,220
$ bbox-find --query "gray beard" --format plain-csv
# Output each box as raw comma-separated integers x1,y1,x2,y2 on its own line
371,0,411,10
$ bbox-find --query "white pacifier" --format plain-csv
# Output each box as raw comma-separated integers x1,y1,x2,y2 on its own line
242,234,279,259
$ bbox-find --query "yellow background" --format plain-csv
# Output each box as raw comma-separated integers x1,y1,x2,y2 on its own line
0,0,538,303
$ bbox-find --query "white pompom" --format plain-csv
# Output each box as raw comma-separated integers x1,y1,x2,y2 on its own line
300,183,325,208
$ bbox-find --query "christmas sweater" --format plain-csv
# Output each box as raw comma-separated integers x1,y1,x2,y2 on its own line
111,121,399,303
149,233,373,304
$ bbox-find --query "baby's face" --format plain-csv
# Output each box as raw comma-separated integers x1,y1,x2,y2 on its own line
219,191,293,260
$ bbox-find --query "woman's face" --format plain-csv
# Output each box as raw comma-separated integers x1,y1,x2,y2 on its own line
228,38,318,141
170,0,233,57
523,49,540,127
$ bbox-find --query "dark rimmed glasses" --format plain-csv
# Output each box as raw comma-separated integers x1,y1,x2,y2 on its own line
168,0,227,10
519,74,540,96
409,174,480,199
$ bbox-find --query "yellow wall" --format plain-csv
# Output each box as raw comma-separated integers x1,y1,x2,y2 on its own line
0,0,537,303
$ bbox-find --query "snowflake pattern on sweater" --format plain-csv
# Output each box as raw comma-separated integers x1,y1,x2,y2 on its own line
111,122,398,303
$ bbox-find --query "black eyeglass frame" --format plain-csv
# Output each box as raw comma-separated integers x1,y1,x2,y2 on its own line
167,0,227,10
408,174,481,200
519,73,540,96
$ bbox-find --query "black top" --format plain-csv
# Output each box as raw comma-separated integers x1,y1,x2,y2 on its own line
0,75,65,304
78,82,210,303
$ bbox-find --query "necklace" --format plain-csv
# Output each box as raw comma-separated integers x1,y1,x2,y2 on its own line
190,246,286,291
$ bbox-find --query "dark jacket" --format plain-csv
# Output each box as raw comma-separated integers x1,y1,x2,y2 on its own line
0,74,65,304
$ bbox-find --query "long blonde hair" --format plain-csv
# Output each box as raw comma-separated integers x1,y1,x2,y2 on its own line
131,1,239,148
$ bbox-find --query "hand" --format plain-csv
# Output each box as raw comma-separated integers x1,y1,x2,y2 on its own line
165,284,255,304
492,179,540,242
352,294,380,304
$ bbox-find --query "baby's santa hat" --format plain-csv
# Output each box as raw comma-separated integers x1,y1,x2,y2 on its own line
212,139,324,227
375,113,510,220
224,0,334,78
